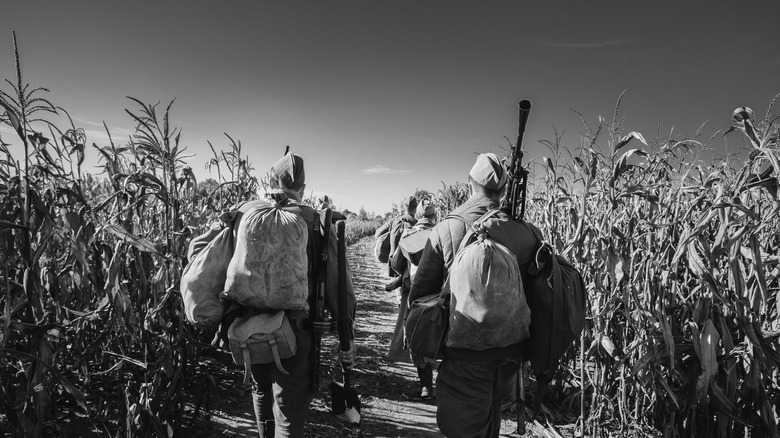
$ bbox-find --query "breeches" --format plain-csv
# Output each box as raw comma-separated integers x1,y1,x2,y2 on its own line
250,310,312,438
436,358,517,438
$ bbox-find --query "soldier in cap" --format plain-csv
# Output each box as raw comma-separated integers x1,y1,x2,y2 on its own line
409,153,542,438
386,197,439,400
383,195,418,291
227,152,357,437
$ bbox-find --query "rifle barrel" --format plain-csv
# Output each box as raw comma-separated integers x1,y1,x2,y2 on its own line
517,100,531,142
507,100,532,221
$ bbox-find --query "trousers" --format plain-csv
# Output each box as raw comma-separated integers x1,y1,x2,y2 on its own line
250,310,312,438
436,358,517,438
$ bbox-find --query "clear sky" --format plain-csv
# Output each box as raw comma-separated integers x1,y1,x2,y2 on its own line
1,1,779,215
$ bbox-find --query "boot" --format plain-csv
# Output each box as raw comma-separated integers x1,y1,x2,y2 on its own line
385,276,403,291
417,364,434,400
257,420,275,438
252,391,275,438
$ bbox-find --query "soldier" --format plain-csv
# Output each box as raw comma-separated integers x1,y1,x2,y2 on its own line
409,153,540,438
221,152,357,437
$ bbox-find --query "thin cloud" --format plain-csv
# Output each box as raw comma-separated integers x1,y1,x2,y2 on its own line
523,35,638,49
67,115,134,145
545,36,638,48
70,115,106,128
361,165,411,175
85,127,134,146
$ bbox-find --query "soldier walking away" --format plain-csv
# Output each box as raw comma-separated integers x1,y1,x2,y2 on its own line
409,153,542,438
384,195,418,291
219,152,357,438
387,198,438,400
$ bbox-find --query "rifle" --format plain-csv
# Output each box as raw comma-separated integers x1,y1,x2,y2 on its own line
311,208,333,393
330,220,361,424
501,99,532,221
500,100,532,435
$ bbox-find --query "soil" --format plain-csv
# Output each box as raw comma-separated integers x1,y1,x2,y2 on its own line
181,236,579,438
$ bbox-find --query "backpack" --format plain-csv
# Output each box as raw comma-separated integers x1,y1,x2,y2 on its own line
397,226,432,267
374,221,392,263
523,243,587,378
222,200,310,310
179,219,236,328
387,216,416,277
445,210,532,350
228,310,297,384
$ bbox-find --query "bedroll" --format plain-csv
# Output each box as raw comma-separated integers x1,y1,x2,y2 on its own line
180,226,234,327
374,222,392,263
222,202,309,310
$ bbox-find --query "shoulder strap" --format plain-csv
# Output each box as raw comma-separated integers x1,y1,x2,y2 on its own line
447,209,503,253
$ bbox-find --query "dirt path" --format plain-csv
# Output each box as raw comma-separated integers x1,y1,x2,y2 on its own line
305,235,442,437
183,236,564,437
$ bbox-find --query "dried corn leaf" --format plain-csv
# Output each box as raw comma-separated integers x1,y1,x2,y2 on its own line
103,224,159,254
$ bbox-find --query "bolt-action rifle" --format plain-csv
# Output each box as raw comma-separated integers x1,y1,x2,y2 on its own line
501,99,532,222
310,208,333,393
501,100,532,434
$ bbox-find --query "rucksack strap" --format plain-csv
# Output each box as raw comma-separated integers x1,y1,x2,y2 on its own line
447,209,503,253
241,342,252,385
267,335,290,375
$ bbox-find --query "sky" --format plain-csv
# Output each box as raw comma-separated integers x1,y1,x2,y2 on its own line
1,1,779,215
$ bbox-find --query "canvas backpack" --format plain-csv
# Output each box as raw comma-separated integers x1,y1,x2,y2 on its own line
445,210,532,350
228,310,297,384
179,213,239,328
522,243,587,378
374,221,392,263
222,199,310,311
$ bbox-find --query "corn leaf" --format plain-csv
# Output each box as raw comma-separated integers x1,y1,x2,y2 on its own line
614,131,647,155
102,224,160,254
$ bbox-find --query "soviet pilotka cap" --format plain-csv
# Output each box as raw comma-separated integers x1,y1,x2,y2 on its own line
416,198,436,219
406,196,418,215
469,152,508,190
270,152,306,189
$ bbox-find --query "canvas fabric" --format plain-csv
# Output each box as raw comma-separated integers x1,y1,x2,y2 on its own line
446,211,531,350
223,201,310,311
228,310,298,384
180,225,234,327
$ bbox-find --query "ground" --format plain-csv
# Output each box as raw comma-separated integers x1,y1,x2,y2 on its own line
181,236,581,438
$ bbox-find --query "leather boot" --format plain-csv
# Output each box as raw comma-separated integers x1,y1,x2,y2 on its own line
384,276,403,291
252,391,275,438
418,364,434,399
257,420,275,438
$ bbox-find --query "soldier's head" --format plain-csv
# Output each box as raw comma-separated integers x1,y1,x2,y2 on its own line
415,197,437,222
318,195,331,210
468,153,507,201
405,196,418,216
269,152,306,200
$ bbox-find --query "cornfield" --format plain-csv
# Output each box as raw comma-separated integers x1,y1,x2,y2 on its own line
423,93,780,436
0,33,377,437
2,31,779,438
519,93,779,436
